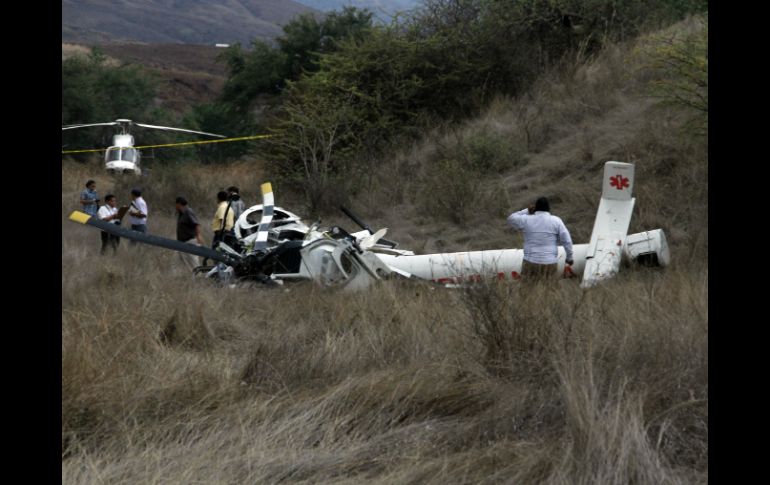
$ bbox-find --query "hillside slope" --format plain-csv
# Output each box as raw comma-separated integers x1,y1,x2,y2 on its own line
354,16,707,259
62,0,318,45
62,42,228,114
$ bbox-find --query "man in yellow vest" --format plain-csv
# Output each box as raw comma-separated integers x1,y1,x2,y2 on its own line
212,190,235,247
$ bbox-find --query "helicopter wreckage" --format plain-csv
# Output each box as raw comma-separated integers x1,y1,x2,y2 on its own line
68,161,669,290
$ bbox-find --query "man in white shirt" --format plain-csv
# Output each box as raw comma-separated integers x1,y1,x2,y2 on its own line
128,188,148,245
97,194,121,255
507,196,574,281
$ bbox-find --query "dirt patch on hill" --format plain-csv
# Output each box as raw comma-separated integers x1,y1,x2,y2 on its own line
100,43,228,113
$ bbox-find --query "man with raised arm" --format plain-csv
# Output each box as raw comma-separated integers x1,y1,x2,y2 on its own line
507,196,574,281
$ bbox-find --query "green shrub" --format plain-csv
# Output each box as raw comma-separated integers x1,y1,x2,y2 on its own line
635,15,707,135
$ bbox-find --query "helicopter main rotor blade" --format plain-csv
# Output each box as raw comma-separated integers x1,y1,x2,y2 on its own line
68,211,234,264
133,123,225,138
254,183,274,251
62,122,118,130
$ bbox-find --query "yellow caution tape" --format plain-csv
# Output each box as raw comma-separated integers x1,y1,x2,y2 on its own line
61,134,272,154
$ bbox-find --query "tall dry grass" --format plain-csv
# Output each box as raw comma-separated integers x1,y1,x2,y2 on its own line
62,226,706,483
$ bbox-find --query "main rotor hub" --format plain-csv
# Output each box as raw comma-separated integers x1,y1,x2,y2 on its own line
115,119,133,134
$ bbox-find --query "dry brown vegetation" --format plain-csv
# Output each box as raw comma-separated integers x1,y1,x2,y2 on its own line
61,239,707,482
62,18,707,484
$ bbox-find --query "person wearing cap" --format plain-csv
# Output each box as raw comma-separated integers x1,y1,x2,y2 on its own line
175,196,204,269
507,196,574,281
128,188,148,244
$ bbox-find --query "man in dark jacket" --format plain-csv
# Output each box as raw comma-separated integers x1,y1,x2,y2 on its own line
175,196,204,269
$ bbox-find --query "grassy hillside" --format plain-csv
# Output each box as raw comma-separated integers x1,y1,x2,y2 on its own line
62,17,707,483
343,16,706,258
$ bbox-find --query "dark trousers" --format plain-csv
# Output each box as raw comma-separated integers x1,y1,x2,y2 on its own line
522,260,557,282
212,230,237,248
130,224,147,245
100,231,120,254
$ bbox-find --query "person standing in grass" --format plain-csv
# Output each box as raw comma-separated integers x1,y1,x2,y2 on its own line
97,194,121,255
128,188,148,244
212,190,235,247
79,180,99,216
507,196,574,281
175,196,204,269
227,186,246,222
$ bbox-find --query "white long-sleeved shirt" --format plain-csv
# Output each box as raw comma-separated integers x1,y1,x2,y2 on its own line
129,197,148,226
97,205,119,225
507,209,573,264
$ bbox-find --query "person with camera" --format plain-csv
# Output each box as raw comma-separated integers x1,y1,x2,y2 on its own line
79,180,99,216
97,194,122,255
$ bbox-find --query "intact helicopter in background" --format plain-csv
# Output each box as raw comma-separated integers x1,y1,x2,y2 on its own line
61,119,224,175
68,161,669,290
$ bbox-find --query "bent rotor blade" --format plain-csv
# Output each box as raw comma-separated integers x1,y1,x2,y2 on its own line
62,122,118,130
68,211,232,263
340,205,398,248
254,183,274,251
133,123,225,138
360,228,388,250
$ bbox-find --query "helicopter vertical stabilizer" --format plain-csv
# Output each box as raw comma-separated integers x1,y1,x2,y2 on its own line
581,161,636,287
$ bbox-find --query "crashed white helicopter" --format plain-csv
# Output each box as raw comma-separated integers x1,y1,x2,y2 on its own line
61,119,225,175
69,161,669,289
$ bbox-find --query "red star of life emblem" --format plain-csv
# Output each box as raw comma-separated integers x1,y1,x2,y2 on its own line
610,174,630,190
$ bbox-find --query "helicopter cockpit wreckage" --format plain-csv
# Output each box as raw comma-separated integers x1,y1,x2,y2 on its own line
68,161,670,290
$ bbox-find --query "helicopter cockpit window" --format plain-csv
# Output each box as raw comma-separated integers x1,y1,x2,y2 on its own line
122,148,137,162
106,148,122,162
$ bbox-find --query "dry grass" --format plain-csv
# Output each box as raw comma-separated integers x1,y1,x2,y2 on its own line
62,43,92,61
62,220,707,482
61,43,121,66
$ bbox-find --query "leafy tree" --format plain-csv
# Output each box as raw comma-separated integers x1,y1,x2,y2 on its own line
219,42,289,106
637,15,707,135
183,102,259,163
218,7,374,112
62,49,159,155
268,79,361,213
